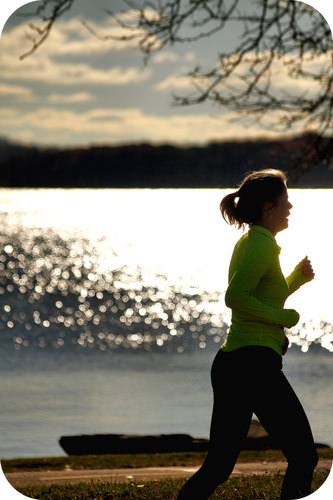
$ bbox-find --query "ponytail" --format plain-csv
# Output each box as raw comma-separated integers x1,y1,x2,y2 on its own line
220,191,242,228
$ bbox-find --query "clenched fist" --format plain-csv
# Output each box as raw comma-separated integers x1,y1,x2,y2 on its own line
300,256,315,281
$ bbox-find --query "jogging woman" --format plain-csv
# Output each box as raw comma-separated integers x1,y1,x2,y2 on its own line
177,169,318,500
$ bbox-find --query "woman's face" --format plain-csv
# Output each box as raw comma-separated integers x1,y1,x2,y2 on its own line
263,187,293,235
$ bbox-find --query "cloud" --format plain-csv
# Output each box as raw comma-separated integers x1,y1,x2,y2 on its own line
0,105,299,146
0,85,94,103
2,16,151,57
0,49,151,85
47,92,94,103
184,53,196,62
0,83,33,97
0,107,19,117
0,17,152,85
215,51,330,97
154,51,331,96
269,53,330,94
154,75,194,91
153,52,179,64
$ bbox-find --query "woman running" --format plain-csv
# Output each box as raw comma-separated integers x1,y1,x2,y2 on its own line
177,169,318,500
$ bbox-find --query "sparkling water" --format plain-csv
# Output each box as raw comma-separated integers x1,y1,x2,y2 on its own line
0,189,332,458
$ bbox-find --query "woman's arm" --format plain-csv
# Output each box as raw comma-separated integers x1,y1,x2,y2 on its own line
286,256,315,295
225,239,299,328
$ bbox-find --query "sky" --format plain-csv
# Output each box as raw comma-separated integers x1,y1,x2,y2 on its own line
0,0,332,147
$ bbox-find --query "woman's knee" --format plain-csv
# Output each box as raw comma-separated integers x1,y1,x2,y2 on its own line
287,447,318,471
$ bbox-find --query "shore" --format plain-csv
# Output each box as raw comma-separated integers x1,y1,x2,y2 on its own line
4,458,333,488
2,449,332,487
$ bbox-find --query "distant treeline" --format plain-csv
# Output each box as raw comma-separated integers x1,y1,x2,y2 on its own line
0,135,332,188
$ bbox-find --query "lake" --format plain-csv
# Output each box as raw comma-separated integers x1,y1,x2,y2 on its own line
0,188,332,458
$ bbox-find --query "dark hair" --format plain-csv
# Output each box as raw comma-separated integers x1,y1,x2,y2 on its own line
220,169,287,229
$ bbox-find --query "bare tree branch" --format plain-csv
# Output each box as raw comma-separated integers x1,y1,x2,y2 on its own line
19,0,75,60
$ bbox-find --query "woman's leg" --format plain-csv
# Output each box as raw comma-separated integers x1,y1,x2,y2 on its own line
252,362,318,499
177,349,253,500
178,346,318,500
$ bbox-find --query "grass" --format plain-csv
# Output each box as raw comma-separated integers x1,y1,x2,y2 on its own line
2,448,332,473
16,473,330,500
5,450,332,499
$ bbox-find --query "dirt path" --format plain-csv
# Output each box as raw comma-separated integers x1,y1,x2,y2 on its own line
5,458,332,488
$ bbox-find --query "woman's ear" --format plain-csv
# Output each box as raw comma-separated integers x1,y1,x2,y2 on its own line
263,201,274,213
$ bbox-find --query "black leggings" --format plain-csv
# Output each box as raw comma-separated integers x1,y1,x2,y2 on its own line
177,346,318,500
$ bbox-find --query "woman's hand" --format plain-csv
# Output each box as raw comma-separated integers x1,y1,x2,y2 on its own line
300,256,315,282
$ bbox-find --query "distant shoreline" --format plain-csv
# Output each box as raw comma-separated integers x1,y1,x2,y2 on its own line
1,135,333,188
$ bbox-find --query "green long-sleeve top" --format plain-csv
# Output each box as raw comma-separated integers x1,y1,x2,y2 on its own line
221,225,310,357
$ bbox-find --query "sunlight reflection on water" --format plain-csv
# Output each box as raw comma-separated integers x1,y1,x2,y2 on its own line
0,188,331,353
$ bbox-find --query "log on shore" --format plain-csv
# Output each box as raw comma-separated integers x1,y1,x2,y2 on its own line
60,420,330,455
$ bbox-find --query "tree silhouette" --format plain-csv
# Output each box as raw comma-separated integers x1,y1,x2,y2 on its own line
19,0,333,178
